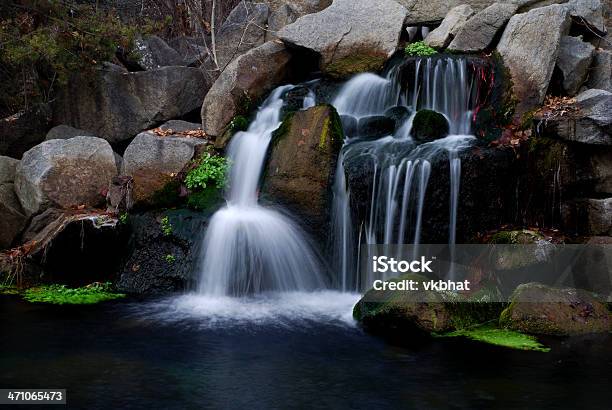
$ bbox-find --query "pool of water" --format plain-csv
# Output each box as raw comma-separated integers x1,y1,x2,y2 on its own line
1,292,611,409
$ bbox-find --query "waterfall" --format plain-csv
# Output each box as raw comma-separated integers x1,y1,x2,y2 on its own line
331,57,479,291
197,86,327,296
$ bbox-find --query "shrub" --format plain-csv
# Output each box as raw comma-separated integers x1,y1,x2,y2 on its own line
184,153,229,191
405,41,437,57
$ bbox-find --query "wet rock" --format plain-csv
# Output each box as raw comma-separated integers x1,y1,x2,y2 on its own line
53,66,208,143
117,210,207,295
0,104,51,159
278,0,407,78
15,137,117,216
132,35,184,70
45,125,95,141
425,5,475,49
357,116,395,139
561,197,612,235
121,129,207,207
545,89,612,145
497,4,571,114
586,49,612,92
384,106,412,129
340,115,358,137
556,36,595,96
0,184,26,249
106,176,134,214
448,3,518,53
201,41,291,141
263,105,343,238
411,110,449,142
500,283,611,335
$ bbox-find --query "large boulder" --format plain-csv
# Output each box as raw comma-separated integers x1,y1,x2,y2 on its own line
0,104,51,159
278,0,407,78
411,110,450,142
448,3,519,53
263,105,343,237
14,136,117,216
0,155,18,184
121,127,207,206
53,66,208,143
45,124,95,141
561,197,612,235
497,4,571,114
568,0,606,34
546,89,612,145
397,0,495,25
587,49,612,92
500,283,611,335
201,41,291,140
203,2,270,77
0,156,26,249
132,35,184,70
590,150,612,194
556,36,595,96
424,5,475,49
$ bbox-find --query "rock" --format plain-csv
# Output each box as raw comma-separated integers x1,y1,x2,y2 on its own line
497,4,571,114
396,0,497,25
53,66,209,143
106,175,133,213
203,2,269,75
263,105,343,238
340,115,358,137
121,130,207,206
0,156,18,184
384,106,412,129
557,36,595,96
14,136,117,216
0,104,51,159
425,5,475,49
500,283,611,335
448,3,518,53
568,0,606,35
158,120,203,133
546,89,612,145
113,152,123,174
586,49,612,92
267,3,299,39
411,110,450,142
357,116,396,139
590,149,612,194
132,35,184,70
201,41,291,140
117,210,207,295
278,0,407,78
167,36,208,67
0,184,26,249
45,125,95,141
561,197,612,235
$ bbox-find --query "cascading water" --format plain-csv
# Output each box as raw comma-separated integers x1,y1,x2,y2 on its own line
197,86,327,296
331,57,479,290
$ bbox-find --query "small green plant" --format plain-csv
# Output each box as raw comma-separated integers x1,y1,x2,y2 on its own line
0,284,19,295
23,283,125,305
119,213,129,225
165,254,176,264
160,216,173,236
228,115,249,134
405,41,438,57
184,153,229,191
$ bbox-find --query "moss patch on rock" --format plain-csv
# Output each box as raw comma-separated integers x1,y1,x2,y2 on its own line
326,53,386,79
489,229,544,244
412,109,449,142
439,324,550,352
23,283,125,305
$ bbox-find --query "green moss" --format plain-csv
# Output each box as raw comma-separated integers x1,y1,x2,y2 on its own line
186,186,223,212
405,41,438,57
227,115,249,134
318,105,345,152
326,54,386,78
150,179,183,209
439,324,550,352
23,283,125,305
0,284,19,295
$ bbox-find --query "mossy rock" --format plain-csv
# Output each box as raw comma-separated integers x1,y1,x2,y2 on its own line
411,109,449,142
187,186,224,213
438,324,550,352
489,229,544,244
325,53,386,79
500,283,612,336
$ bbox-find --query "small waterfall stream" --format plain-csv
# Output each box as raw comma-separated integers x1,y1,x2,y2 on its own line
197,86,327,296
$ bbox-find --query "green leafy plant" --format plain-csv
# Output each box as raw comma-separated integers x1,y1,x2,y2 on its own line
160,216,173,236
405,41,438,57
23,283,125,305
119,213,129,225
228,115,249,134
184,153,229,191
165,254,176,264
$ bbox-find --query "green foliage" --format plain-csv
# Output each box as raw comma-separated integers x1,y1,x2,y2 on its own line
186,187,223,212
119,213,129,225
439,324,550,352
184,153,229,191
0,284,19,295
228,115,249,134
23,283,125,305
160,216,173,236
0,2,167,116
405,41,437,57
164,254,176,264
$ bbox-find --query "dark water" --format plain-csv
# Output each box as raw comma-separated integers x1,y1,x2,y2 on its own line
1,294,611,410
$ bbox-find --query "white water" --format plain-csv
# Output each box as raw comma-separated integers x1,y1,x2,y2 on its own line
198,86,327,296
331,57,478,290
